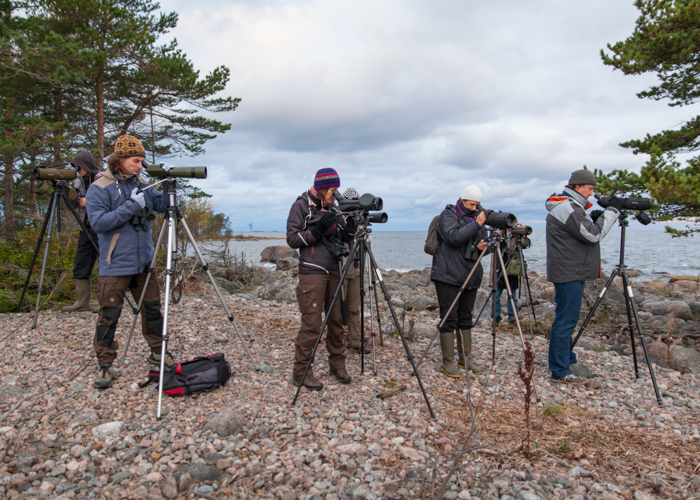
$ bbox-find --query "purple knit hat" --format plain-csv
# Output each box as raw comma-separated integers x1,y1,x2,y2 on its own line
314,168,340,190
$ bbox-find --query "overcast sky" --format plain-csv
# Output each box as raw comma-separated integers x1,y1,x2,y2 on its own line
161,0,688,232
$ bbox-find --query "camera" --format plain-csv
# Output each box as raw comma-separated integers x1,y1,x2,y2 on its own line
484,209,516,230
510,224,532,236
34,166,78,181
142,159,207,179
596,194,652,211
334,191,388,224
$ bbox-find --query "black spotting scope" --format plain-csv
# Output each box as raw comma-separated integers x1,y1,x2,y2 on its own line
142,159,207,179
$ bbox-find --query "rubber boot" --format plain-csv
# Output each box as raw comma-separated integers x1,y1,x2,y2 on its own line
439,330,461,378
62,278,99,313
458,328,484,374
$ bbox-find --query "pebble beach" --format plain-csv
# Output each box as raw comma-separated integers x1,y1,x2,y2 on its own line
1,268,699,500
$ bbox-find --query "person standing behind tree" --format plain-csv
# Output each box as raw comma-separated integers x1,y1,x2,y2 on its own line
62,151,102,313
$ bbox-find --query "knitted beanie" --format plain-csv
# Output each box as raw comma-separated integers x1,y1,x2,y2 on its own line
568,169,597,186
314,168,340,190
460,184,482,202
113,134,146,158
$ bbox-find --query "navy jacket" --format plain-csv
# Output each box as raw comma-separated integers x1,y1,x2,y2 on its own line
86,169,167,276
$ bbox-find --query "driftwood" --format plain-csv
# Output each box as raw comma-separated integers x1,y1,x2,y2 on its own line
376,384,407,399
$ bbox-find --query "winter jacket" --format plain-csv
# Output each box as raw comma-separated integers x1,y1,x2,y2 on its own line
86,169,167,277
430,202,490,289
545,187,618,284
286,190,346,275
70,151,101,224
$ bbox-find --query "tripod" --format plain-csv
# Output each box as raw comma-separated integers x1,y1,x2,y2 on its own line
471,233,537,342
570,212,662,405
357,237,385,375
292,218,436,419
116,178,258,420
17,180,100,329
415,228,540,402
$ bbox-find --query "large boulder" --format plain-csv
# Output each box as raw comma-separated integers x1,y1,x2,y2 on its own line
276,257,298,272
643,300,692,321
670,275,700,283
668,346,700,374
261,246,298,263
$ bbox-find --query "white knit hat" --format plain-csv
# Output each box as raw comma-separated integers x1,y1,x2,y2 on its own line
461,184,482,202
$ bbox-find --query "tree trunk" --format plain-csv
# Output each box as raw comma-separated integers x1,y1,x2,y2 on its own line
54,89,64,164
3,107,14,239
96,75,104,167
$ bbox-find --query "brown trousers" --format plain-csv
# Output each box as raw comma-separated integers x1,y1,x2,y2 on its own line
345,276,362,348
94,271,163,365
294,273,347,378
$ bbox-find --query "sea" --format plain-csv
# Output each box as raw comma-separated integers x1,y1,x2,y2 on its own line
198,229,699,282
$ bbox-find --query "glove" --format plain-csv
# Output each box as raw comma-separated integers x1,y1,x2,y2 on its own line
130,187,146,209
311,212,337,240
607,196,625,212
161,162,176,172
590,209,604,223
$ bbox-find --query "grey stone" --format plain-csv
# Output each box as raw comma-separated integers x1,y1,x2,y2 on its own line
352,487,371,500
643,300,693,321
668,346,700,374
18,441,49,459
214,277,243,294
570,363,594,379
516,491,540,500
261,245,297,263
633,492,654,500
204,452,225,465
162,476,178,498
178,463,227,482
276,257,298,272
178,473,194,493
111,471,132,484
91,421,124,440
197,485,215,495
403,293,438,311
70,412,99,427
55,482,77,493
202,411,248,437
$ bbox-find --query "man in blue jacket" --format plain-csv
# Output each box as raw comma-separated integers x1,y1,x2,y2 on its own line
545,169,622,385
86,134,171,389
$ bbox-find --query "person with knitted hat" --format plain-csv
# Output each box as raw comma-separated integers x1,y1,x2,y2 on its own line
545,168,623,385
286,168,355,390
85,134,172,389
430,184,490,378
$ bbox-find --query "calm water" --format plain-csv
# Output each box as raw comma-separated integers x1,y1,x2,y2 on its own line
201,229,698,282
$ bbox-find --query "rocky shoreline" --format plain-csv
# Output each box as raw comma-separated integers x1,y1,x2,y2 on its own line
0,246,699,500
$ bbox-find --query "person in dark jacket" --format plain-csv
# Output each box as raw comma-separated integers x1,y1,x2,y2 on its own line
62,151,102,313
431,184,489,378
286,168,354,390
545,169,622,385
85,134,171,389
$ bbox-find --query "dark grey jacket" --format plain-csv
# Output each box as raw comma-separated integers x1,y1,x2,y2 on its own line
286,190,344,275
70,151,101,224
545,187,618,284
430,203,489,289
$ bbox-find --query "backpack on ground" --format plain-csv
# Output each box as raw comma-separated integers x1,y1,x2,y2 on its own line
139,352,232,396
424,215,441,255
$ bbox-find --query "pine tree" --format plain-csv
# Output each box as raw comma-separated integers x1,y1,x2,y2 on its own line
599,0,700,236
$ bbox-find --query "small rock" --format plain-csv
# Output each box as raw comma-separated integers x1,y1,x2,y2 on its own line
202,411,249,438
162,475,177,498
179,463,227,482
92,421,124,440
198,485,215,495
179,473,194,493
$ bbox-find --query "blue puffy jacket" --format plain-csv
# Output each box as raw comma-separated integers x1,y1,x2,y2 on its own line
86,169,167,277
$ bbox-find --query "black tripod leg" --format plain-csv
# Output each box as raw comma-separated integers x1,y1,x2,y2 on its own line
622,273,663,405
17,191,55,312
570,270,619,351
622,274,640,378
292,240,360,406
365,247,436,419
359,241,366,374
31,192,59,329
491,252,498,365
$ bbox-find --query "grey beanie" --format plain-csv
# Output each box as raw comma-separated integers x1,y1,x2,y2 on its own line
568,169,597,186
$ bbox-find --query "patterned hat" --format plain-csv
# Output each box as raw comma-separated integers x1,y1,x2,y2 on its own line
113,134,146,158
314,168,340,190
343,187,359,200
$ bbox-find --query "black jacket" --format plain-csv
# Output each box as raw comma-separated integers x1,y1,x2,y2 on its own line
430,203,490,289
286,190,345,275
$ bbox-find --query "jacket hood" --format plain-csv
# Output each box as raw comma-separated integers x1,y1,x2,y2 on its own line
546,187,592,213
71,151,100,177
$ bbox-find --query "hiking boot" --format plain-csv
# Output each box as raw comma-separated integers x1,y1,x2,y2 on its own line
508,318,516,325
148,350,175,371
439,330,461,378
551,374,587,386
493,316,501,326
94,363,115,389
348,345,371,354
293,373,324,391
62,278,99,313
457,328,484,374
330,368,352,384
